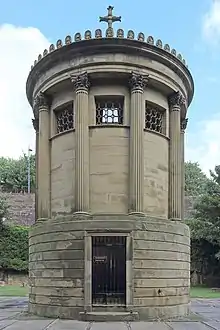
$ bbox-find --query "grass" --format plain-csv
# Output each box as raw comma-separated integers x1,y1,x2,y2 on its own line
0,285,28,297
190,286,220,299
0,284,220,299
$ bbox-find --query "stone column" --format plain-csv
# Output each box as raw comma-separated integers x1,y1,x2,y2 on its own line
129,72,148,214
32,118,39,222
71,72,90,213
168,91,185,220
34,92,50,220
180,118,188,220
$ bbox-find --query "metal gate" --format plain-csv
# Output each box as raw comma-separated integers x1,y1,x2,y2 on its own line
92,236,126,305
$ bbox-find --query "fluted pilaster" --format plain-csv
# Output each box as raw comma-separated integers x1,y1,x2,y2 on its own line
180,118,188,220
71,72,90,212
33,92,50,220
129,72,148,213
168,91,185,220
32,118,39,222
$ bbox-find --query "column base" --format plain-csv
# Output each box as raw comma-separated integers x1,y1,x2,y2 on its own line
73,211,90,216
128,212,146,217
37,217,48,222
170,217,181,221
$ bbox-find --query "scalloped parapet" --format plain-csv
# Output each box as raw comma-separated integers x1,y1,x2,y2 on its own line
31,29,188,71
65,35,72,44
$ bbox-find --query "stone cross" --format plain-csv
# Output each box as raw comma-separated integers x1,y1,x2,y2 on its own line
99,5,121,29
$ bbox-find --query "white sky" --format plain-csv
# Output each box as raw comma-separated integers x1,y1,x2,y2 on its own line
184,0,220,174
0,1,219,174
0,24,49,158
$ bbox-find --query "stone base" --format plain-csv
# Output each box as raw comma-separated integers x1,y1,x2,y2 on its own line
29,214,190,320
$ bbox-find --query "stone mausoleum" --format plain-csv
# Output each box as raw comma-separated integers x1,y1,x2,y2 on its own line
27,6,194,321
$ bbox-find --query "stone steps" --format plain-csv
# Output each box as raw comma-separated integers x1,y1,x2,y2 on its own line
79,311,139,322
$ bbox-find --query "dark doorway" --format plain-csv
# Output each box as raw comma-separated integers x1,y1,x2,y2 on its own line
92,236,126,305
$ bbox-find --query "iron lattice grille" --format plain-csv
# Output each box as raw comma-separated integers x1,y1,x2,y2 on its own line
56,104,74,133
145,105,165,134
96,100,123,125
92,236,126,305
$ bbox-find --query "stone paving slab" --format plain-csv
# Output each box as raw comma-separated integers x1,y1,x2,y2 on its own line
0,320,18,330
0,319,215,329
168,322,211,329
0,319,55,329
1,297,220,329
125,322,170,329
49,320,94,330
0,312,21,321
202,321,220,330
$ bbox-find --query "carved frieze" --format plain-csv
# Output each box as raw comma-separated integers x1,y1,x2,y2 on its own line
70,72,90,91
129,72,149,91
181,118,188,132
168,91,185,108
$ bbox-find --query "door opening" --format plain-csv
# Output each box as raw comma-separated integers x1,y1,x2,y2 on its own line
92,235,126,305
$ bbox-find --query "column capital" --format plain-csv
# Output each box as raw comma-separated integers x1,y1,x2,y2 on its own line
129,72,149,92
32,118,39,132
168,91,185,108
33,92,49,111
181,118,188,132
70,72,90,91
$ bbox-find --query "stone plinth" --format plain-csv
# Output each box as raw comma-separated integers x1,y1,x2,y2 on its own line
29,215,190,320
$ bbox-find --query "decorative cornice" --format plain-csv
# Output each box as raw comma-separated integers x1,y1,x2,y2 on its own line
181,118,188,132
33,92,49,111
129,72,149,91
168,91,185,108
70,72,90,91
29,30,188,72
32,118,39,132
26,38,194,108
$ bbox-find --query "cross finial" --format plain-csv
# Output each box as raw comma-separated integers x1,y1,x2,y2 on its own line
99,5,121,29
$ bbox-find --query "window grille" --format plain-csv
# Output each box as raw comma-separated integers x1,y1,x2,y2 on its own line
56,103,74,133
96,99,123,125
145,103,165,134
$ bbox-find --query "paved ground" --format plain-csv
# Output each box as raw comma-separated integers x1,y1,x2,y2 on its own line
1,297,220,329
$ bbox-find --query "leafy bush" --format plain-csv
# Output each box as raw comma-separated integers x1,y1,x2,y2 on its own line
0,226,28,271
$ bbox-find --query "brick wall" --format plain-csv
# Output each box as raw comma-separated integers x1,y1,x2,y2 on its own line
2,192,35,226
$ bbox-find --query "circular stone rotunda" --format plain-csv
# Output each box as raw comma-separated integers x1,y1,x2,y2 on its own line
27,6,194,321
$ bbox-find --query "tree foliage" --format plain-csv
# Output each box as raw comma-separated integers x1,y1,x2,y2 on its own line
0,153,35,193
186,164,220,284
185,161,210,196
0,226,29,271
192,166,220,244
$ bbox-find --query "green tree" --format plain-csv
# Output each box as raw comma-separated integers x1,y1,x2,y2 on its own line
192,166,220,242
185,161,210,196
0,226,29,272
0,153,35,193
186,165,220,284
